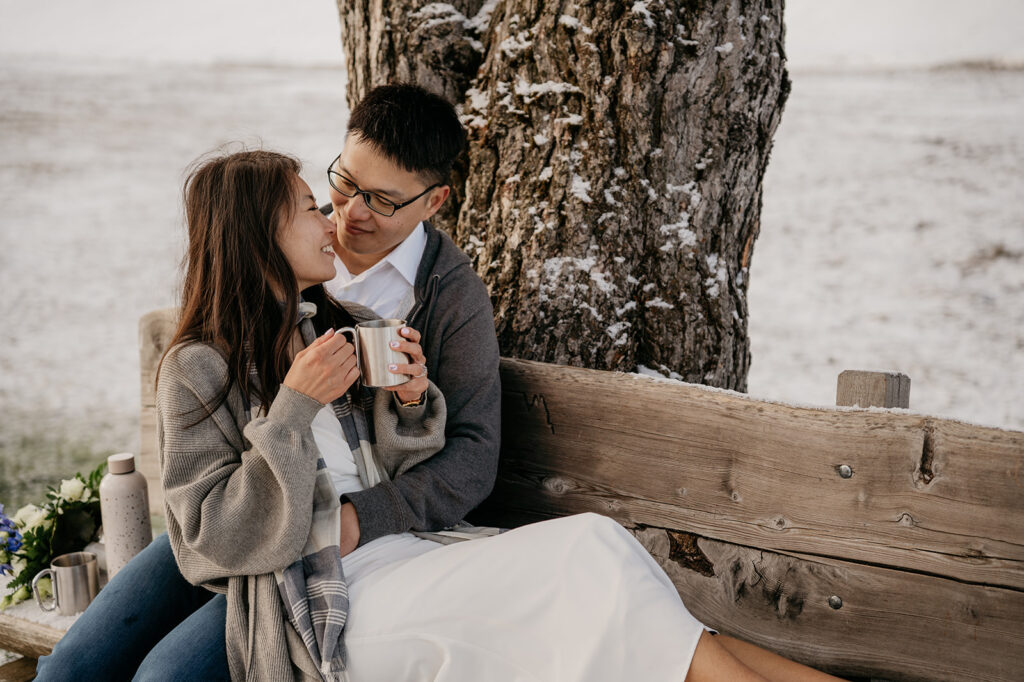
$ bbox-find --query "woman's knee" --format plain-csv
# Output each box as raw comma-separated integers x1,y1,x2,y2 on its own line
567,511,631,541
133,594,229,682
134,643,228,682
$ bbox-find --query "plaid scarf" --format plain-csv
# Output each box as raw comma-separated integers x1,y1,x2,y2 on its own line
247,307,378,681
272,385,377,681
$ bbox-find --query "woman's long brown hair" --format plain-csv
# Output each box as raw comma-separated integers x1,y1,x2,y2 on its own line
163,149,311,413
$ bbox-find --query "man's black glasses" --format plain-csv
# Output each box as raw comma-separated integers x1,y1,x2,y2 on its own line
327,154,440,217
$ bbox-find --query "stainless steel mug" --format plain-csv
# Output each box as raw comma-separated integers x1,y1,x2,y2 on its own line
32,551,100,616
336,319,412,388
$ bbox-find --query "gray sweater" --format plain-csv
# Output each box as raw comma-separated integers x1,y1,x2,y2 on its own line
342,222,502,545
156,320,446,680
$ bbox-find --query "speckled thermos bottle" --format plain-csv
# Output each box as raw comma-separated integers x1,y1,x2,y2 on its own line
99,453,153,578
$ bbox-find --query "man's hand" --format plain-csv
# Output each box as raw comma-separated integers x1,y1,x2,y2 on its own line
339,502,361,558
385,326,429,404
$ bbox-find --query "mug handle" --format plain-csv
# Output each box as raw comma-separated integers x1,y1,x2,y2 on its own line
32,568,57,611
335,327,360,380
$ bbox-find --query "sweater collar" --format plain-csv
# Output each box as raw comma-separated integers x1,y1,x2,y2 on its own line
297,300,317,324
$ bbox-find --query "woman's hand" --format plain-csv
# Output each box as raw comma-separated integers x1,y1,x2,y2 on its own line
283,329,359,405
386,326,429,404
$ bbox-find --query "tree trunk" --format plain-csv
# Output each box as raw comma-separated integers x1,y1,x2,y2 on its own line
337,0,789,390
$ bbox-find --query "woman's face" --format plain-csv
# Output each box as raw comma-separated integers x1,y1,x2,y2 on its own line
278,175,338,292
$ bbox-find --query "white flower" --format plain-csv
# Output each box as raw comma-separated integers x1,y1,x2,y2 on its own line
59,477,87,502
0,584,30,610
34,576,52,601
13,504,48,532
11,556,27,576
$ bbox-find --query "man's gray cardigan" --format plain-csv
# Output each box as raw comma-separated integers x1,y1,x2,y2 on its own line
340,221,502,545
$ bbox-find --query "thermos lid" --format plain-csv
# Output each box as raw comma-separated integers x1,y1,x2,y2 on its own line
107,452,136,474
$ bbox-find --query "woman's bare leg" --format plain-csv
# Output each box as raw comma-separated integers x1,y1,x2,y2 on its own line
685,631,768,682
715,634,843,682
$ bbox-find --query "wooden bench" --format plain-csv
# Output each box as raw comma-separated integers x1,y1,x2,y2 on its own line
4,308,1022,681
471,362,1024,681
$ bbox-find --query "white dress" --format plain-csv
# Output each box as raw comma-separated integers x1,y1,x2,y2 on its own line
311,406,706,682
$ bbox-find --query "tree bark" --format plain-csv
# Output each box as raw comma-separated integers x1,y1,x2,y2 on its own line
337,0,789,390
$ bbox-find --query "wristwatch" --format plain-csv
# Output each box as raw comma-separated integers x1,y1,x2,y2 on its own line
397,393,425,408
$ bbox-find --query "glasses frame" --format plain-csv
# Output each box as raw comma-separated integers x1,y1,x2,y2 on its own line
327,154,441,217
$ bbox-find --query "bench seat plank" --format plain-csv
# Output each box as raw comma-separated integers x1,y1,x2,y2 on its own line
0,613,61,659
635,526,1024,682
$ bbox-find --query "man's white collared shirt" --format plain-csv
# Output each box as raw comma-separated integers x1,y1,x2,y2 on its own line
324,222,426,320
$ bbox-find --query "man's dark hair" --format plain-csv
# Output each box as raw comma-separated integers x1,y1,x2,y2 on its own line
347,83,467,185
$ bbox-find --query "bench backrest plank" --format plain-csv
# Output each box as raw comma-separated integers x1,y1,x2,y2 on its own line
138,308,177,518
475,359,1024,590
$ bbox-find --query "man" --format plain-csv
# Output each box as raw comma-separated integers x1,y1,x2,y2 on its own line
323,83,501,549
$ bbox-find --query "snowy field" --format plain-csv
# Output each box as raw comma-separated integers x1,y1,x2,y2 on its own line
749,65,1024,428
0,57,350,506
0,57,1022,509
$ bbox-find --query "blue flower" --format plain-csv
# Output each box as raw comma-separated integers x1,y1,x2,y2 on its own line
0,563,11,576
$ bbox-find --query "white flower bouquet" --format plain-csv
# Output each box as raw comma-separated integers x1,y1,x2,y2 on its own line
0,460,105,609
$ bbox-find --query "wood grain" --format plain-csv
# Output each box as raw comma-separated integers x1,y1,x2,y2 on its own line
137,308,177,518
837,370,911,408
0,656,37,682
631,526,1024,682
473,359,1024,589
0,614,61,659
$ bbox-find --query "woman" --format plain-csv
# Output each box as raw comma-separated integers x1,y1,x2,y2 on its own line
36,149,443,681
38,150,837,682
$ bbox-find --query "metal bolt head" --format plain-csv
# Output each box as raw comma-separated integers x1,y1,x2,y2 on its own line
838,464,853,479
828,595,843,610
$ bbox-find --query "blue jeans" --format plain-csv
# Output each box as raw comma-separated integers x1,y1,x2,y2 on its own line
35,533,230,681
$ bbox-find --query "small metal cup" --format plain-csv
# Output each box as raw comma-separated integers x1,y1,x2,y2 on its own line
32,551,100,616
336,319,412,388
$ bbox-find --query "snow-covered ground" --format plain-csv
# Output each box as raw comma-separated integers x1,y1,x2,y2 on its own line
0,57,350,507
748,66,1024,429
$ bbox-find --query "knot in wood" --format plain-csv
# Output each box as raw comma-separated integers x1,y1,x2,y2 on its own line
543,476,572,494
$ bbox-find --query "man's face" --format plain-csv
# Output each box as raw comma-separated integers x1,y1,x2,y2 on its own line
328,135,448,275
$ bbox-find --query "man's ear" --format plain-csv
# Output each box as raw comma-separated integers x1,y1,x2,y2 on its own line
423,185,451,219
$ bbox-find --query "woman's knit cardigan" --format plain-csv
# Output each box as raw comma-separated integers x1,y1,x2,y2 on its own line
156,321,446,680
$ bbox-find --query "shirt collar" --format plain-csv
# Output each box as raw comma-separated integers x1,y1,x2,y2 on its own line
383,222,426,287
333,222,426,286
